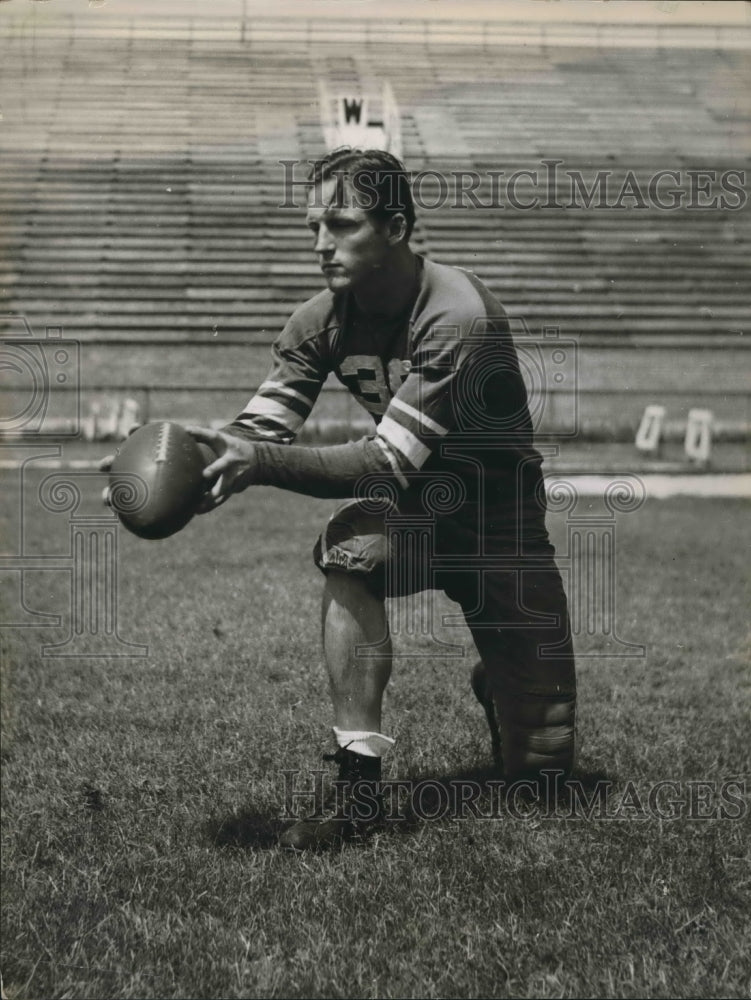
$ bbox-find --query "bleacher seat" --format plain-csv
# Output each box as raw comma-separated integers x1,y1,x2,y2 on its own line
0,19,748,438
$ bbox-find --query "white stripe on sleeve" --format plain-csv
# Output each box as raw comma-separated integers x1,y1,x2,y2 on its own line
378,415,431,469
242,395,305,432
374,436,410,489
234,417,292,439
389,397,449,436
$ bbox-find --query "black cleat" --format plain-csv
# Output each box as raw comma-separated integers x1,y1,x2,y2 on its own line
471,660,503,769
279,747,384,851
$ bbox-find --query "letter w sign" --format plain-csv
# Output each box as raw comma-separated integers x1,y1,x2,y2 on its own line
338,96,368,127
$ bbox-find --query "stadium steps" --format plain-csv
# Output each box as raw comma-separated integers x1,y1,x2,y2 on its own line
0,28,748,441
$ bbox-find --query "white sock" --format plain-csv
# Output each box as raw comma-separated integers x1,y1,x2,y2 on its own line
333,727,395,758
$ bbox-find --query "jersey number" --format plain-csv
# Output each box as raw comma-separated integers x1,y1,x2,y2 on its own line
338,355,391,414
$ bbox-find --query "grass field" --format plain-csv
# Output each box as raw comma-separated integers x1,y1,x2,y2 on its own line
1,473,749,1000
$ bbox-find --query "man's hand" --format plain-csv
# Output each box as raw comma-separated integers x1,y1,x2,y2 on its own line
185,426,259,513
98,452,116,506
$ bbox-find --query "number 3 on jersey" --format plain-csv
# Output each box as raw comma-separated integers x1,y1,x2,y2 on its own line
338,355,391,415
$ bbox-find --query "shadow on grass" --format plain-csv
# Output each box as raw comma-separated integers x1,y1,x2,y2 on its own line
204,767,616,851
206,807,284,850
390,765,617,831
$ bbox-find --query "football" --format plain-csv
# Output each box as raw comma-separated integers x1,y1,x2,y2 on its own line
108,422,214,539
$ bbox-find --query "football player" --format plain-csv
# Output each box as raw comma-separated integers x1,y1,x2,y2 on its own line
187,148,577,850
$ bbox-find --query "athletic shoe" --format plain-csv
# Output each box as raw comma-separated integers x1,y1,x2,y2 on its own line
470,659,503,768
279,746,383,851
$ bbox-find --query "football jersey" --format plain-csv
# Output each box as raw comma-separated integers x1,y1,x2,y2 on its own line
229,256,545,525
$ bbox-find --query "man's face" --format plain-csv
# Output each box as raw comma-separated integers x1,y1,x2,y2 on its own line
306,177,392,294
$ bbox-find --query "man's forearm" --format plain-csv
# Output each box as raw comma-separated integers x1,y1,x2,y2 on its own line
223,424,396,499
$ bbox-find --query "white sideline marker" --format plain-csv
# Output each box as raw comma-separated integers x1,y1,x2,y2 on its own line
82,400,100,442
685,408,713,466
635,404,666,454
117,398,141,440
99,399,121,439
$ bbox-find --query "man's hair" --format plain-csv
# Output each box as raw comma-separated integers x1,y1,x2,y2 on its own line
306,147,416,240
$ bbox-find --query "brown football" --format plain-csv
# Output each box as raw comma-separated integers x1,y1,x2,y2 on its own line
108,422,212,539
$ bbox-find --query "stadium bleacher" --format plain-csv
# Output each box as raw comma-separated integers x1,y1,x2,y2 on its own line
0,14,748,452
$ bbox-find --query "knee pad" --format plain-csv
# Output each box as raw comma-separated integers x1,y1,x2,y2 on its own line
313,501,391,599
496,691,576,779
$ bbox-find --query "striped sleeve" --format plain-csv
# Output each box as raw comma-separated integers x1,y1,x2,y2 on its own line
375,323,464,479
230,334,326,444
375,308,525,482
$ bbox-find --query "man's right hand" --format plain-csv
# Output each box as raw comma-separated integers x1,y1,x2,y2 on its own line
185,426,260,513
